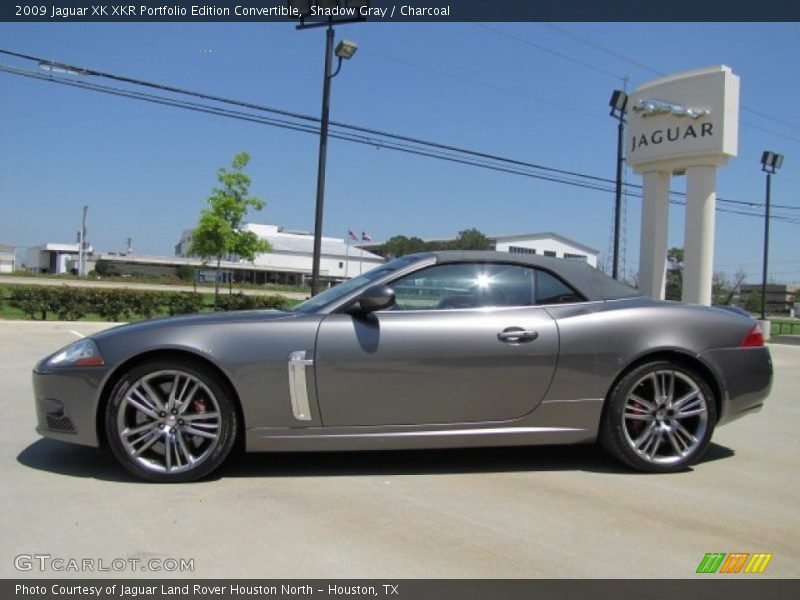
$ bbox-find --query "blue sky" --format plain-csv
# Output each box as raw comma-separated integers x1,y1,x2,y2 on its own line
1,22,799,283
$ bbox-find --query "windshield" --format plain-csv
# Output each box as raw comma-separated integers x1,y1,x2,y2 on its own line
293,254,431,314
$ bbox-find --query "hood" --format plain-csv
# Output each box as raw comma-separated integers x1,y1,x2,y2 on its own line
90,309,299,342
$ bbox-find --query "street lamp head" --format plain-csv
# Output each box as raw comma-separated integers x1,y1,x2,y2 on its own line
289,0,369,28
335,39,358,59
38,61,87,76
287,1,313,17
761,150,784,174
609,89,628,118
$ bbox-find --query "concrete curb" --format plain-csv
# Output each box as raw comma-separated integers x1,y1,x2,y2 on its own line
771,335,800,346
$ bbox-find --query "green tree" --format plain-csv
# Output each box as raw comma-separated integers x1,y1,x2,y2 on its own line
665,247,684,301
451,228,490,251
712,272,731,305
94,259,110,276
713,268,746,306
375,235,428,258
190,153,271,309
744,291,762,314
371,228,490,258
93,259,118,277
175,264,195,282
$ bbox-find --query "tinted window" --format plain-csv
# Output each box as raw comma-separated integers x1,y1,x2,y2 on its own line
390,263,535,310
294,254,431,314
536,270,584,304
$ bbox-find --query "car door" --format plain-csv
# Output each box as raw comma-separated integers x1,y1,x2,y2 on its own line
313,262,560,426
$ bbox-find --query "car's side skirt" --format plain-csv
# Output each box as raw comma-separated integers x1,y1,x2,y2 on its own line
245,398,603,452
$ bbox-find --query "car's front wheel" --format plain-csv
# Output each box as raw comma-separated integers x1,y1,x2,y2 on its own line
600,360,716,473
105,359,238,482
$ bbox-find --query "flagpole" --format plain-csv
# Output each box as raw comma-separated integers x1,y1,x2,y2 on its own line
359,231,372,275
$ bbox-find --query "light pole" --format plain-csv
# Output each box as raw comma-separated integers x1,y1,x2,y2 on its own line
609,90,628,280
759,151,784,320
78,205,88,277
289,1,366,295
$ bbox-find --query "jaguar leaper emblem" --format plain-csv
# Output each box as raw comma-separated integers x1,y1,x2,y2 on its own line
633,98,709,120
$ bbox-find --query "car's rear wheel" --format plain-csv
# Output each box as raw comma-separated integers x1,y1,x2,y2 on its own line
600,360,716,473
105,359,238,482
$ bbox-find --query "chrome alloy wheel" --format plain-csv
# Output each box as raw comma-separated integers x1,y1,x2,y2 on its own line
116,370,222,475
621,369,709,466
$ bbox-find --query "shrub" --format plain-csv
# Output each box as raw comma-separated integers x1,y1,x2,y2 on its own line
175,265,195,281
54,287,89,321
93,260,112,276
165,292,204,315
87,289,133,321
9,286,57,320
127,291,163,319
5,285,289,321
216,293,253,311
252,294,289,310
217,293,287,311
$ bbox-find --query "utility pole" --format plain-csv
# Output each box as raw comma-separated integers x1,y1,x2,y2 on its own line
290,2,364,295
79,205,88,277
609,89,628,280
310,22,335,296
759,151,784,321
760,171,772,321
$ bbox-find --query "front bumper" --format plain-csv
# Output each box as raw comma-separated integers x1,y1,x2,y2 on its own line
32,365,110,447
700,346,773,426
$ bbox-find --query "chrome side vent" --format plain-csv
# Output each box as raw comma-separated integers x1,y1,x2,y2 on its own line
287,351,313,421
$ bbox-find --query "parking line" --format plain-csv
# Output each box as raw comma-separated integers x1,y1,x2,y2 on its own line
68,330,85,339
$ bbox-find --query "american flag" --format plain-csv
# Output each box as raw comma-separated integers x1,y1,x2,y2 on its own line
347,230,358,241
361,232,373,242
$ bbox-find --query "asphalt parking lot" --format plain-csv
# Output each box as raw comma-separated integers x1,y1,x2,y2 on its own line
1,320,798,579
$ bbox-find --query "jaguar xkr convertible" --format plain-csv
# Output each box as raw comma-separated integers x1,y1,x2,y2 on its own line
33,251,772,482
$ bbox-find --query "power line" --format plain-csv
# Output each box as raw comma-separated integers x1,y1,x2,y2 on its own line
535,23,800,135
0,63,629,192
2,48,798,213
539,23,663,78
362,47,604,122
475,24,624,82
1,55,799,227
2,62,798,227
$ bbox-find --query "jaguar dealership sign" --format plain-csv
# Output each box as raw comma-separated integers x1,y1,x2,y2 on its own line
628,66,738,172
628,66,739,307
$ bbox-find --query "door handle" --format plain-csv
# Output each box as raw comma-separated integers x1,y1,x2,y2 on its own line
497,327,539,343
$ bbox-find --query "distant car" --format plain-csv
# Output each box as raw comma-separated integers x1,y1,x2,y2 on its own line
32,251,772,482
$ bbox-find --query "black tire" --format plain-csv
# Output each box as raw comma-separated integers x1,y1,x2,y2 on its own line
105,359,238,483
599,360,717,473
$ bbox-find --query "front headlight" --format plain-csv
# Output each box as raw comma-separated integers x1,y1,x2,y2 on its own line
46,338,105,367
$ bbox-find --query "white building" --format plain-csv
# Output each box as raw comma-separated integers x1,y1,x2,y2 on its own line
24,242,93,274
0,244,15,273
489,232,598,267
176,223,385,285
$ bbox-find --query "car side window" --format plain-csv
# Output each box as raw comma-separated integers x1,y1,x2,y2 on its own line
535,270,584,304
390,263,535,310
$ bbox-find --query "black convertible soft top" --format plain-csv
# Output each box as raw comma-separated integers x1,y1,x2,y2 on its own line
428,250,644,302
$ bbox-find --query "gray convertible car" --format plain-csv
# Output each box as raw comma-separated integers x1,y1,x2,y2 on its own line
33,251,772,482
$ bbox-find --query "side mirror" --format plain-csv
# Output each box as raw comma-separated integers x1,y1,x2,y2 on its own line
352,284,395,313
